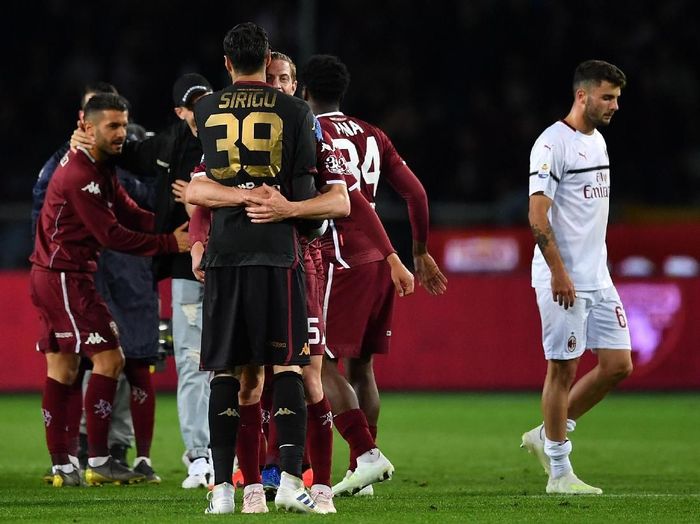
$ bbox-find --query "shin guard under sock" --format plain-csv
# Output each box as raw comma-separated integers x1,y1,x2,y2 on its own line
43,377,71,465
307,396,333,486
209,375,240,485
124,358,155,458
272,371,306,478
84,373,118,458
236,402,262,485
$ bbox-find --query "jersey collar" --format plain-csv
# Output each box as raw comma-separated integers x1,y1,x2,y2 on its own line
316,111,344,118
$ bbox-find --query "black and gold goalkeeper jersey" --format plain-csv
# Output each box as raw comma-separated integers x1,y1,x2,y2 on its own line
195,80,318,268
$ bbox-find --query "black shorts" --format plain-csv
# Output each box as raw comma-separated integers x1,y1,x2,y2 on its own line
201,265,310,371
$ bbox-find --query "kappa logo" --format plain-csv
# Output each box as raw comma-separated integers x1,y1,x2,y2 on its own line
274,407,297,416
85,332,107,345
81,181,101,195
299,343,311,356
218,408,239,417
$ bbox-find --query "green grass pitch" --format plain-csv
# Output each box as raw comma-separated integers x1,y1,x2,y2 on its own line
1,392,698,522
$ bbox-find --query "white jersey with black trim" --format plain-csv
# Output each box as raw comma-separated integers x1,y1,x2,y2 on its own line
529,120,613,291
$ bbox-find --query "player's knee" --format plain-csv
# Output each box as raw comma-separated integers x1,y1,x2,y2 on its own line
603,358,633,383
92,350,125,378
302,371,323,404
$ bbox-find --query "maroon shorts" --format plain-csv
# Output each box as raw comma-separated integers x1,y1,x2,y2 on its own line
322,259,395,359
304,245,325,357
30,267,119,356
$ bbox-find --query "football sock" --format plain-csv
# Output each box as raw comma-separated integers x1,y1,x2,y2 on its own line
236,402,262,485
43,377,71,466
123,359,155,458
87,456,109,468
209,375,240,485
357,448,382,464
544,437,573,479
272,371,307,479
265,409,279,466
334,408,375,472
66,368,84,457
307,396,333,486
258,428,267,470
84,373,118,458
261,373,273,441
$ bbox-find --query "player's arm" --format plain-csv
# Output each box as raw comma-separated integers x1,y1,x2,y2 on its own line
528,192,575,309
245,182,350,222
188,204,211,282
112,180,156,232
185,174,249,208
381,138,447,295
66,171,188,255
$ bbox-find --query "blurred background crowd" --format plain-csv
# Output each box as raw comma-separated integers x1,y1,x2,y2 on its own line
2,0,698,267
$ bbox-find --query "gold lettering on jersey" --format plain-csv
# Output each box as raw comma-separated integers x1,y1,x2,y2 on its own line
219,92,232,108
218,90,279,109
204,112,284,179
243,112,283,177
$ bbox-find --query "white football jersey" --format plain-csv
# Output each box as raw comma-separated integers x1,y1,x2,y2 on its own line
529,120,613,290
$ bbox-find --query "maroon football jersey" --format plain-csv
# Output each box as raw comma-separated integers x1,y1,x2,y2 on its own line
316,112,429,268
31,148,177,272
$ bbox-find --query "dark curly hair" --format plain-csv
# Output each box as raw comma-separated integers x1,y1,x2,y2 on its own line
301,55,351,104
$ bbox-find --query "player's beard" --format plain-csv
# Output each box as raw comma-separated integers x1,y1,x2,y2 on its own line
585,101,614,129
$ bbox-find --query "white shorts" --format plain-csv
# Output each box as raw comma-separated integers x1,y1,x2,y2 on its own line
535,286,631,360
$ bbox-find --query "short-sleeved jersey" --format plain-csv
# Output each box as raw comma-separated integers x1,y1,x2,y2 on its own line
316,111,425,268
529,120,613,290
30,148,177,273
194,81,318,269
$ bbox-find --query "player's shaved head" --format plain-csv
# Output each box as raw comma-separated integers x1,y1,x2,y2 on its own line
223,22,269,75
301,55,350,105
83,93,129,122
573,60,626,93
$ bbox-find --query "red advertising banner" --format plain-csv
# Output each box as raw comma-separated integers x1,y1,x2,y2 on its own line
2,272,699,391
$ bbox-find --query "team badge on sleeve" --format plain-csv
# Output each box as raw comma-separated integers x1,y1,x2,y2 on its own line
538,163,550,179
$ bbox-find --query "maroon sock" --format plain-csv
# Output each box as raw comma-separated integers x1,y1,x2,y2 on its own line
369,424,378,444
307,396,333,486
334,408,375,472
258,430,267,471
84,373,117,457
261,375,273,443
265,412,279,467
66,368,85,457
43,377,71,465
124,359,155,458
236,403,262,485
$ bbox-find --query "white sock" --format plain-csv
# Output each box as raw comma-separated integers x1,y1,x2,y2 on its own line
134,456,151,467
544,438,572,479
88,456,109,468
52,463,75,474
357,448,381,464
567,419,577,433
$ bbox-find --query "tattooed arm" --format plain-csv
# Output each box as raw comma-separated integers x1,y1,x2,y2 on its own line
528,192,576,309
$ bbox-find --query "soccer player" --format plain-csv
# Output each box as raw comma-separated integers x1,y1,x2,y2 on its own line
30,93,189,487
71,74,217,489
188,22,321,514
522,60,632,495
33,81,136,481
193,50,413,513
296,54,446,496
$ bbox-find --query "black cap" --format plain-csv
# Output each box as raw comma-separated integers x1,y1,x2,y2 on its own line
172,73,213,107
